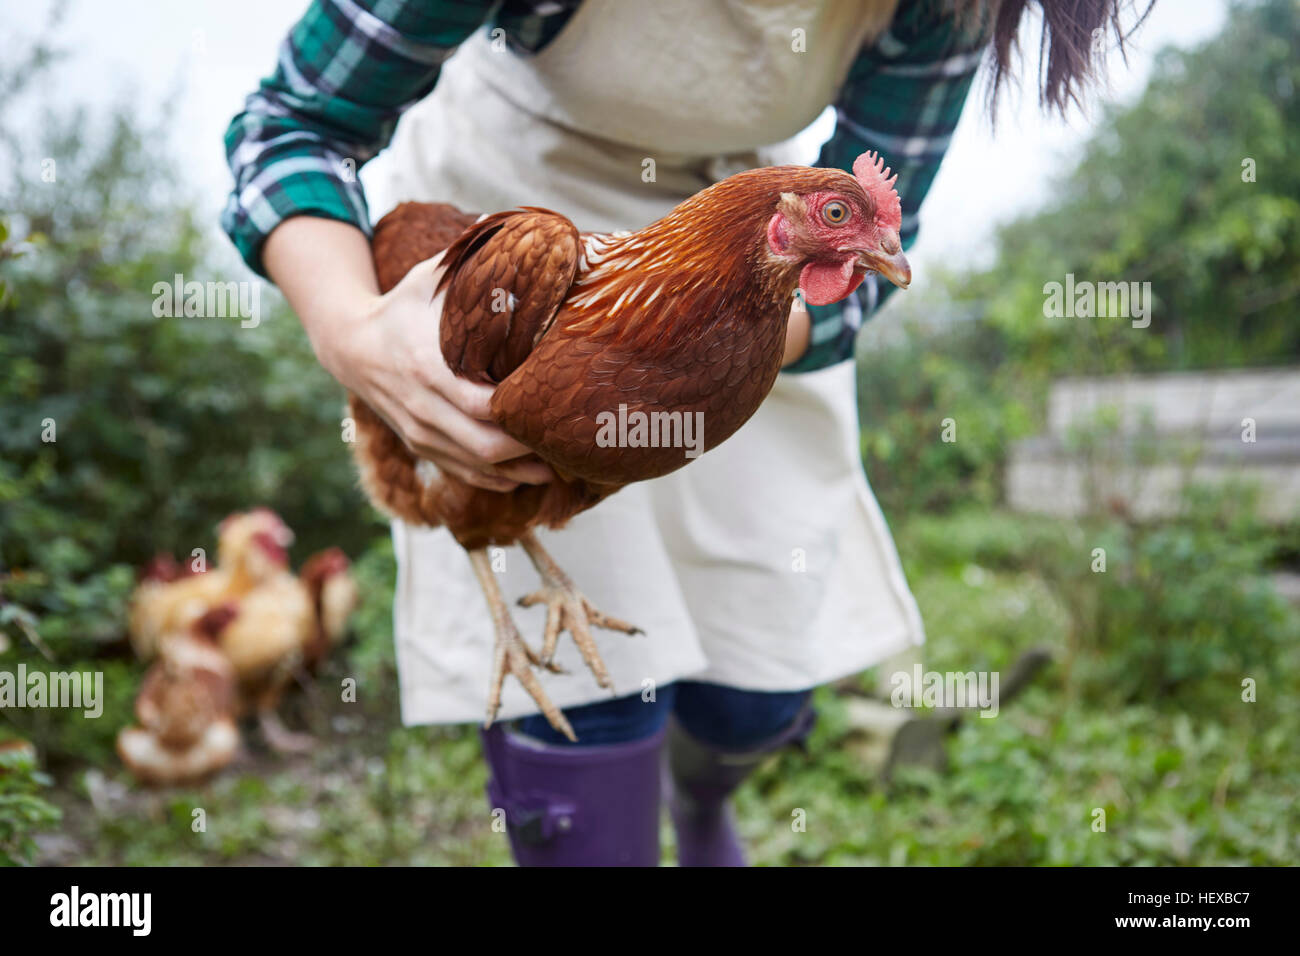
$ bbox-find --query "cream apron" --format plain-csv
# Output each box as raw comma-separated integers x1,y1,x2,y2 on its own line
379,0,924,726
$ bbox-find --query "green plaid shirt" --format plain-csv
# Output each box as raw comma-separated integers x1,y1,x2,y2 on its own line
223,0,988,371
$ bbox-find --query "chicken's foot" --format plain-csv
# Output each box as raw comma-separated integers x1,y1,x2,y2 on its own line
516,530,643,690
468,548,575,742
258,710,316,754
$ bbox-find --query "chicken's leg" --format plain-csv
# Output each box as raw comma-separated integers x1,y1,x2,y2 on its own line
516,530,643,691
258,710,316,754
468,548,575,742
256,660,315,754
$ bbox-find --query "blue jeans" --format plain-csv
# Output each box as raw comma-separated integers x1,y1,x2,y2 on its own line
518,680,812,750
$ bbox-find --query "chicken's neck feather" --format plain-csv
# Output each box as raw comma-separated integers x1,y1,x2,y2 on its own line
559,168,838,351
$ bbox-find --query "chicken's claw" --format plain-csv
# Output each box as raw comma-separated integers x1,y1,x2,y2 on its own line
469,547,575,742
485,615,575,742
257,711,316,754
517,531,643,692
516,588,642,682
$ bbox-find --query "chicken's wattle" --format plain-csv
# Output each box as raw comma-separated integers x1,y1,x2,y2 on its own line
800,258,866,306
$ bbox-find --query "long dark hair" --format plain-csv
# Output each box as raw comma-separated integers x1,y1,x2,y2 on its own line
958,0,1157,112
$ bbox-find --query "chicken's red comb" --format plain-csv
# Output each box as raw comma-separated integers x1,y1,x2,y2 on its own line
853,151,902,233
139,553,182,584
301,547,350,583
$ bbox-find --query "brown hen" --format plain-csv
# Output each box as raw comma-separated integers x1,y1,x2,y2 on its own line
352,154,910,740
117,607,240,786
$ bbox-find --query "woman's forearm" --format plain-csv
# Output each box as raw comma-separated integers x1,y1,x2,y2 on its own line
262,216,381,384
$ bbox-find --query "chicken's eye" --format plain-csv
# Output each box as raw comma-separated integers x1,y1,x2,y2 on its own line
821,201,850,226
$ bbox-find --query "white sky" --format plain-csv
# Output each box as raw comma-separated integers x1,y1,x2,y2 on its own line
7,0,1229,290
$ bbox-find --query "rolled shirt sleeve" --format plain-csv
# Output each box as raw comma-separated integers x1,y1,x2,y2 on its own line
788,0,989,373
221,0,496,276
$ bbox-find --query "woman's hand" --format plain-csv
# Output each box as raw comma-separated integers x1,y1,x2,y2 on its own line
263,217,554,492
327,258,556,492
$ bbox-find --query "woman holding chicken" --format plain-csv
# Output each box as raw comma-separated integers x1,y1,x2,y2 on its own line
224,0,1135,866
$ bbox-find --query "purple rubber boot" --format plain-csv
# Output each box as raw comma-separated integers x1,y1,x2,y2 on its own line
666,705,817,867
480,724,664,866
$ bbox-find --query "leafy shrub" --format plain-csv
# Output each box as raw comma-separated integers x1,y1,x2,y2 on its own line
0,86,381,664
858,0,1300,517
0,740,61,866
960,0,1300,374
1042,484,1297,704
897,506,1072,574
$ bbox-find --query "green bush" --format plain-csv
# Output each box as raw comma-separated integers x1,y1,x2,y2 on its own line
857,320,1034,515
1041,485,1296,705
858,0,1300,516
0,740,61,866
898,488,1295,710
0,96,381,664
962,0,1300,374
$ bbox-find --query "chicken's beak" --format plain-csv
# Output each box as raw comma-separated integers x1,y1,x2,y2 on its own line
858,232,911,290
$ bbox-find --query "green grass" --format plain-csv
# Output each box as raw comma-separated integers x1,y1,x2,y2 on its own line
742,560,1299,866
14,507,1300,866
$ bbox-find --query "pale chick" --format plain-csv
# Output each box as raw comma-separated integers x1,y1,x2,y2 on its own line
206,544,357,752
117,608,240,786
127,508,296,660
128,509,359,755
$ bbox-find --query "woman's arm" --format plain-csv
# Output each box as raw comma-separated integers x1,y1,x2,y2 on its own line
222,0,494,275
224,2,549,490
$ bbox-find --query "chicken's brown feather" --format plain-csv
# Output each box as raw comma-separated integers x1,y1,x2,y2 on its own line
371,202,478,293
352,201,604,548
352,166,861,549
439,208,579,383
